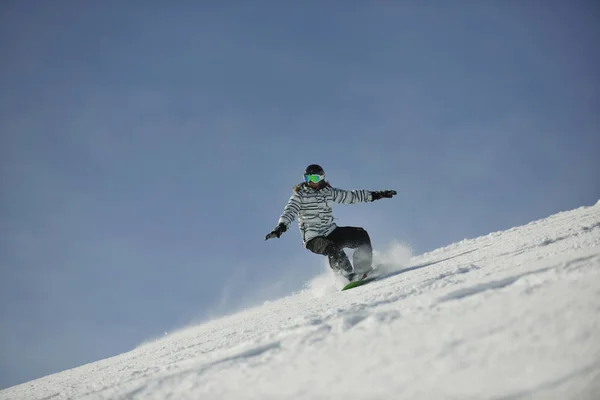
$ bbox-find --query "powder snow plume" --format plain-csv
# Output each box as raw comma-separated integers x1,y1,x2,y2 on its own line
303,241,413,296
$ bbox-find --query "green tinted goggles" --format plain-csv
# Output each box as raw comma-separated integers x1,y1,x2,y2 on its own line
304,174,325,183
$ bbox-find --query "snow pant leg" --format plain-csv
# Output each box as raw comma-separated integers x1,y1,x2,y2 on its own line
305,236,353,274
325,227,373,273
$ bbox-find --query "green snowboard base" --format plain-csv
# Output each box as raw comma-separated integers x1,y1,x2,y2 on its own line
341,277,377,291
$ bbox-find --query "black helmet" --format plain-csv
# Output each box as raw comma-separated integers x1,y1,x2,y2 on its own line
304,164,325,175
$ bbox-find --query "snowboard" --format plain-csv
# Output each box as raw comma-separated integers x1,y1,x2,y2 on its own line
341,276,377,291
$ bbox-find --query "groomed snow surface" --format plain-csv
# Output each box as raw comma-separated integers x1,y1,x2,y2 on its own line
3,202,600,400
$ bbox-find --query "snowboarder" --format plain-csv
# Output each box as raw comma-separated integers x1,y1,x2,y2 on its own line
265,164,396,281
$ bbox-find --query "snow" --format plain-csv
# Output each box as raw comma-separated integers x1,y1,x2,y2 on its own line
2,202,600,399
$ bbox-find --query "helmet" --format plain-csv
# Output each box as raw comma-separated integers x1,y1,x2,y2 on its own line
304,164,325,175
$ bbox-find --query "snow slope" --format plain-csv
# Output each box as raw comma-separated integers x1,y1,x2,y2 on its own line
3,202,600,400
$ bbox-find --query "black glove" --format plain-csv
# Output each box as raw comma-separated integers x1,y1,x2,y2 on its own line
265,223,287,240
371,190,397,201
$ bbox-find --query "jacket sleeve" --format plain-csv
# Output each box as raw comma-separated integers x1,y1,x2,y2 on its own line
278,192,302,227
331,187,373,204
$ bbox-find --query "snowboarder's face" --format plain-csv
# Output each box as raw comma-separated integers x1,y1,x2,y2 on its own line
304,174,325,190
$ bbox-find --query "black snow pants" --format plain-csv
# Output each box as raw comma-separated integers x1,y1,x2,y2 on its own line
305,226,373,275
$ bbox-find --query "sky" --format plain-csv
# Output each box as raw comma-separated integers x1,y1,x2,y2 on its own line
0,0,599,390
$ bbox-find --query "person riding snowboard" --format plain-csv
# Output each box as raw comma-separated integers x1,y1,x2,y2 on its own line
265,164,396,281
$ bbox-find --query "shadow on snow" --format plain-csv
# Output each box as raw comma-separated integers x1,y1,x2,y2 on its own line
376,248,481,281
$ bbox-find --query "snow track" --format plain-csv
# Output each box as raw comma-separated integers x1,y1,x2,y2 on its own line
2,202,599,399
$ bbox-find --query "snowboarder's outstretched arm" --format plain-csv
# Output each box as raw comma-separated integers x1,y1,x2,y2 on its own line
265,192,301,240
331,188,397,204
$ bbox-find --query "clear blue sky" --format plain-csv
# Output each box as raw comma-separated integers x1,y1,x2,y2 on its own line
1,0,598,389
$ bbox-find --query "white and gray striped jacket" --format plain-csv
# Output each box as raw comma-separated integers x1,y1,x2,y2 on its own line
278,182,373,245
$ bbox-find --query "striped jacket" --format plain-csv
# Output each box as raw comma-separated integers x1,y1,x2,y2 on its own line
278,182,373,245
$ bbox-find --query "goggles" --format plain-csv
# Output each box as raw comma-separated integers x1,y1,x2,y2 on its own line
304,174,325,183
